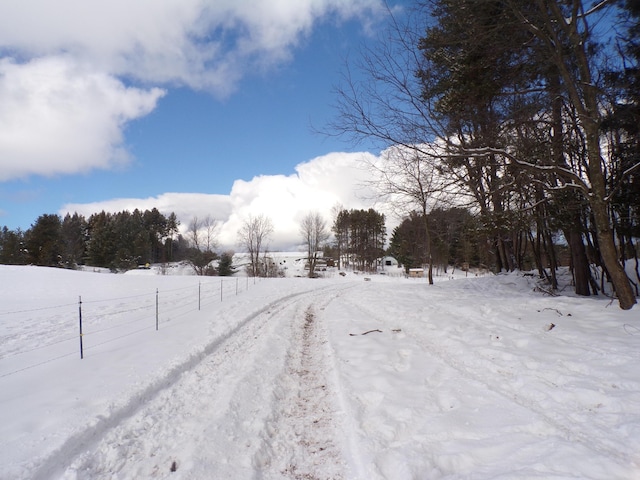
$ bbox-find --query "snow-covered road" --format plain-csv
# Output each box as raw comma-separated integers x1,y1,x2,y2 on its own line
2,266,639,479
32,283,354,479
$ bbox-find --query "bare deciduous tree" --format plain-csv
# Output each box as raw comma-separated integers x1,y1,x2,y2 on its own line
237,214,274,277
202,215,219,253
187,216,202,250
367,145,453,284
300,212,330,278
187,215,219,275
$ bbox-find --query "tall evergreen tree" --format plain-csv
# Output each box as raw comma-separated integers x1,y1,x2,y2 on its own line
389,208,483,274
417,0,542,273
60,213,87,268
332,209,351,270
217,251,236,277
602,0,640,290
25,214,62,266
388,212,429,274
332,208,386,272
0,226,26,265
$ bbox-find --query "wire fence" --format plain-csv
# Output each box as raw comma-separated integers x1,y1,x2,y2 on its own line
0,275,259,378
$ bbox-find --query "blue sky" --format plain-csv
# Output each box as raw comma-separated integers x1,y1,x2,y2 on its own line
0,1,405,248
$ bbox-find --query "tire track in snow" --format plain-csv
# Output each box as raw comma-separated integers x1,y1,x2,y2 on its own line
253,286,355,479
31,286,335,480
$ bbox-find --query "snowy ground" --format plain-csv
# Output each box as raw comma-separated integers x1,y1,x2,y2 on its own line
1,264,639,479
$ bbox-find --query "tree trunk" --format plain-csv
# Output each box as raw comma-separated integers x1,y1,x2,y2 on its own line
541,226,558,290
553,4,636,310
529,229,545,278
496,236,514,272
590,188,636,309
423,209,434,285
583,83,635,307
626,237,640,295
566,229,591,296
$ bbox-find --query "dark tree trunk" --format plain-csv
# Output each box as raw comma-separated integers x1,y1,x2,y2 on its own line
566,229,591,296
542,226,558,290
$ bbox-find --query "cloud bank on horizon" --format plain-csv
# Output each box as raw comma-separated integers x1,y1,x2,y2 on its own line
59,151,397,251
0,0,383,181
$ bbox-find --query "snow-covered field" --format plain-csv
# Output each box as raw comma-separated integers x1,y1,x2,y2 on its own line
1,264,639,479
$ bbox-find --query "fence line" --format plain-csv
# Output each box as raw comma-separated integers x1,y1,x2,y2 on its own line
0,275,262,377
0,350,77,379
81,291,155,305
1,334,77,360
0,301,77,317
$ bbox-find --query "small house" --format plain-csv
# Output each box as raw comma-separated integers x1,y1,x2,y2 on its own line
408,268,424,278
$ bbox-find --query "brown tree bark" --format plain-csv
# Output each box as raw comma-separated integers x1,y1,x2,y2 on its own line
526,0,637,309
565,229,591,296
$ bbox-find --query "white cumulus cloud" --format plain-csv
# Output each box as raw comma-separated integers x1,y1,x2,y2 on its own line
60,151,396,251
0,0,382,91
0,0,383,181
0,56,165,181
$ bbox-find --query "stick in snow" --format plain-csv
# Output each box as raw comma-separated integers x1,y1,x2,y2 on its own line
349,329,383,336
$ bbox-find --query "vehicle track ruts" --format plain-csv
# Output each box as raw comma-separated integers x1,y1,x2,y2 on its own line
32,284,351,480
253,284,358,479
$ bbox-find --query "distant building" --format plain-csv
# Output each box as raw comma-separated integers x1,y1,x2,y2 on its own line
408,268,424,278
381,256,399,268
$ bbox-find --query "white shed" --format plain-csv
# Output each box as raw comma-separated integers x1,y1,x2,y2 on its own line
381,256,399,268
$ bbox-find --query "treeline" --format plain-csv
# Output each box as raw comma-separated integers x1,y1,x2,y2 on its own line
388,208,486,274
414,0,640,300
333,0,640,308
0,209,190,271
331,208,386,272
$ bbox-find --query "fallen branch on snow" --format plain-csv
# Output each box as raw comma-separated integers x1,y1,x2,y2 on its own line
349,329,383,336
538,307,563,316
534,285,558,296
